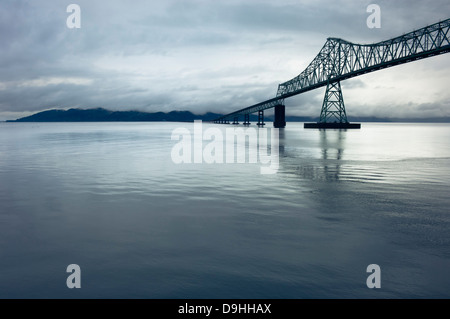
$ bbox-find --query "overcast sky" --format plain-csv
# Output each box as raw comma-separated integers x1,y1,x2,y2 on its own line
0,0,449,120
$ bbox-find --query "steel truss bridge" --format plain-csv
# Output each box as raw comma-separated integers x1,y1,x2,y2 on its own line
213,18,450,128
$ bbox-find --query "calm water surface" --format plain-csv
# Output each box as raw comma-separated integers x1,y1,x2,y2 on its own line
0,122,449,298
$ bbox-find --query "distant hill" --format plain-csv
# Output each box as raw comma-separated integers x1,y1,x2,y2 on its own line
6,108,316,123
7,108,223,122
6,107,450,123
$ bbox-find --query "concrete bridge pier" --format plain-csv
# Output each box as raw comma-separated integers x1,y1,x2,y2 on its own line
273,104,286,128
257,110,265,126
243,114,250,125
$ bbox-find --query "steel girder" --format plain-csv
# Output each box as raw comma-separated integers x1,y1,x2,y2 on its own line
276,18,450,98
214,97,284,122
215,18,450,122
319,81,348,123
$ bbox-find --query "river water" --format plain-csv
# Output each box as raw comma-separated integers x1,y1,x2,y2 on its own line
0,122,449,298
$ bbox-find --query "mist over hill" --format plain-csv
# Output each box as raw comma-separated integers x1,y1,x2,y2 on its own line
7,108,223,122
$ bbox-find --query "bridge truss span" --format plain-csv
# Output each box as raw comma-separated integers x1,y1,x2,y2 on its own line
276,19,450,98
214,18,450,128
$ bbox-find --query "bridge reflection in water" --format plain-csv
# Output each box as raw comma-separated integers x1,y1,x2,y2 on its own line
277,127,347,182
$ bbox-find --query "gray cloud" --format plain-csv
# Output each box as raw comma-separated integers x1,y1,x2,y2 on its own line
0,0,449,120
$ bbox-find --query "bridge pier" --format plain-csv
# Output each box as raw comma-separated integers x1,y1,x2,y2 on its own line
257,110,265,126
304,80,360,129
243,114,250,125
273,104,286,128
232,117,239,125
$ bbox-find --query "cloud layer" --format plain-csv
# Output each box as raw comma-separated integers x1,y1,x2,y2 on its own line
0,0,449,120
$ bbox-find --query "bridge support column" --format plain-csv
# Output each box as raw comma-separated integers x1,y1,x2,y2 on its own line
257,110,265,126
319,80,348,124
305,80,360,129
232,117,239,125
273,104,286,128
243,114,250,125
